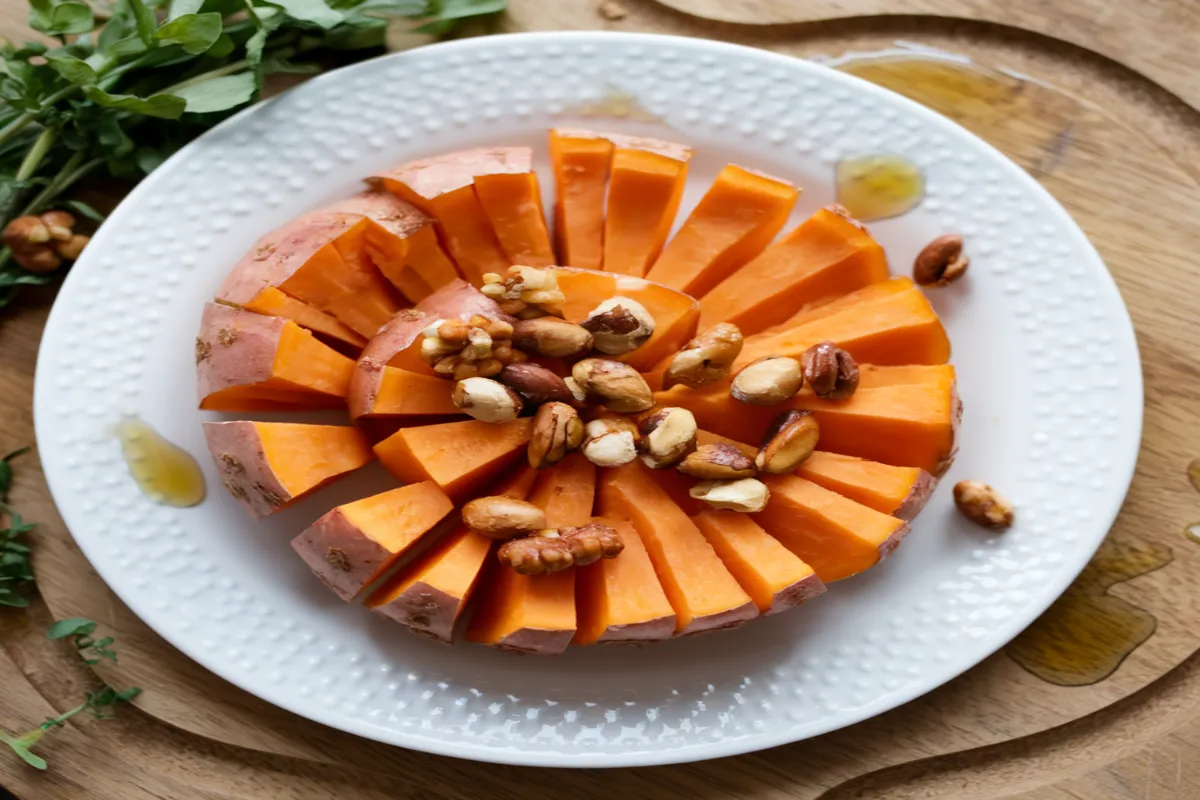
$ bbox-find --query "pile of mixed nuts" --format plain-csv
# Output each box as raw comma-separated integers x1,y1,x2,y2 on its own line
421,265,879,572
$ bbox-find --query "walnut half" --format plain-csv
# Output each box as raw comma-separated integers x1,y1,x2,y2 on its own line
497,523,625,575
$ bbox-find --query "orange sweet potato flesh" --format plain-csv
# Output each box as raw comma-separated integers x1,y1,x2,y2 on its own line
372,148,532,284
775,276,914,331
698,206,891,335
599,462,757,635
692,510,826,615
734,286,951,370
365,366,459,418
204,421,373,519
291,480,455,601
754,475,910,582
603,135,694,276
549,129,613,270
474,171,555,268
646,164,799,298
575,517,676,645
325,191,460,302
238,288,367,351
796,451,935,520
466,456,595,653
196,303,354,410
366,465,537,642
374,417,533,499
553,267,699,372
348,280,511,419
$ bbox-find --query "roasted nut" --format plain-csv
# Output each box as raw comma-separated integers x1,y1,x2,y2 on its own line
582,417,639,467
498,363,573,406
40,210,75,241
53,233,89,261
953,480,1014,530
10,247,62,273
638,407,697,469
571,358,655,413
689,478,770,512
580,297,656,355
481,266,567,315
421,315,520,378
467,314,513,340
512,317,594,359
528,401,584,468
563,376,587,404
913,233,969,286
663,323,744,389
452,377,523,423
731,356,803,405
800,341,859,400
1,215,50,247
678,443,756,480
462,496,547,540
756,410,820,473
497,523,625,575
1,215,66,273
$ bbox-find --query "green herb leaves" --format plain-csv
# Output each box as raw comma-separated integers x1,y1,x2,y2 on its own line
28,0,94,37
0,447,35,608
47,618,119,665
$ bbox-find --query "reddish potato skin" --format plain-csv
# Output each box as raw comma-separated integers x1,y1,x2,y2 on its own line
371,147,533,200
876,520,914,561
348,280,511,420
762,572,826,616
894,470,938,522
676,601,759,638
595,616,677,645
494,629,576,655
196,303,288,403
291,508,396,602
203,421,290,519
372,582,461,644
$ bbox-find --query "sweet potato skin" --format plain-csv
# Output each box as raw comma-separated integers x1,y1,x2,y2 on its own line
203,421,288,518
291,508,394,602
372,581,461,643
196,303,290,402
894,470,938,520
348,280,512,419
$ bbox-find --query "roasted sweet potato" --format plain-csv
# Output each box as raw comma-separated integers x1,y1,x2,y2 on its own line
574,517,676,644
549,128,613,270
603,134,693,276
238,288,367,351
374,417,533,499
291,481,454,601
204,421,373,518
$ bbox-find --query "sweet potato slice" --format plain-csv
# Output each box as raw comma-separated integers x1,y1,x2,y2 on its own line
348,280,510,419
774,276,914,332
196,303,354,410
325,191,460,302
374,417,533,499
733,286,951,370
692,510,826,615
466,456,595,654
474,171,555,268
603,134,694,276
553,267,700,372
366,465,537,642
858,363,956,388
371,148,530,284
754,475,910,582
575,517,676,644
796,452,935,520
599,462,757,635
238,288,367,351
549,128,613,270
291,481,454,601
646,164,799,298
203,421,373,518
362,366,459,419
698,206,891,334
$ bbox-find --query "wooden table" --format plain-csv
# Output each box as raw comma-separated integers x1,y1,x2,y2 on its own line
4,1,1200,797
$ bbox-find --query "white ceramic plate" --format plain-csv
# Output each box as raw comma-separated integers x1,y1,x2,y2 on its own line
33,32,1142,767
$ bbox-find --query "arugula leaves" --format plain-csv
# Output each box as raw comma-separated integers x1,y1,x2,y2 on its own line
0,0,509,308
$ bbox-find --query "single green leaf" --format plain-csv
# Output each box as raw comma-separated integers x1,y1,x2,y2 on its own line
244,26,269,65
125,0,157,45
116,687,143,702
264,0,343,29
47,618,97,640
46,54,98,85
84,87,186,119
155,12,222,54
207,32,235,59
96,6,135,50
97,115,134,154
0,733,47,770
167,0,203,18
173,72,255,113
107,33,150,57
29,0,95,36
60,199,105,223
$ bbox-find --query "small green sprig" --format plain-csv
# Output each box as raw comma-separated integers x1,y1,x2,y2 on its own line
0,447,35,608
2,619,141,770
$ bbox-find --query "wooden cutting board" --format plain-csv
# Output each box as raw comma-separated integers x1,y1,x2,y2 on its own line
4,0,1200,797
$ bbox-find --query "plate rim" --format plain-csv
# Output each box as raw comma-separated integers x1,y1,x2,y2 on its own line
33,29,1144,767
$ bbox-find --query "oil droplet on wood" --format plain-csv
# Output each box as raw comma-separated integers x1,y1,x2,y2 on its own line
115,418,206,507
1006,537,1171,686
834,154,924,222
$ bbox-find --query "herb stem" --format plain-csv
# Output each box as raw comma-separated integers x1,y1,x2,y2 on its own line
16,127,57,182
19,153,102,217
0,86,80,149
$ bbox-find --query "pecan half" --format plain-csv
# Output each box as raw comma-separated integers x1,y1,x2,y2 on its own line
497,523,625,575
800,341,859,400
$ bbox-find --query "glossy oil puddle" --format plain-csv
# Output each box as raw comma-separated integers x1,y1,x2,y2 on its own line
116,418,206,507
1005,537,1172,686
834,154,924,222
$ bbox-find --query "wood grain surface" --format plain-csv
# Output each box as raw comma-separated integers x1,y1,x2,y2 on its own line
3,0,1200,797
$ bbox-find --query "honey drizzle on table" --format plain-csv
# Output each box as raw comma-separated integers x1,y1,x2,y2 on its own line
116,418,206,507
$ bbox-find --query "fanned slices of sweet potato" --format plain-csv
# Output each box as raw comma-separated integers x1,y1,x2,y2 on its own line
603,134,693,277
692,510,825,615
238,287,367,351
366,466,537,642
574,517,676,644
291,480,454,601
204,421,373,518
646,164,798,298
196,303,354,410
374,417,533,499
754,475,910,582
466,455,595,654
549,128,613,270
599,462,758,635
699,206,891,335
